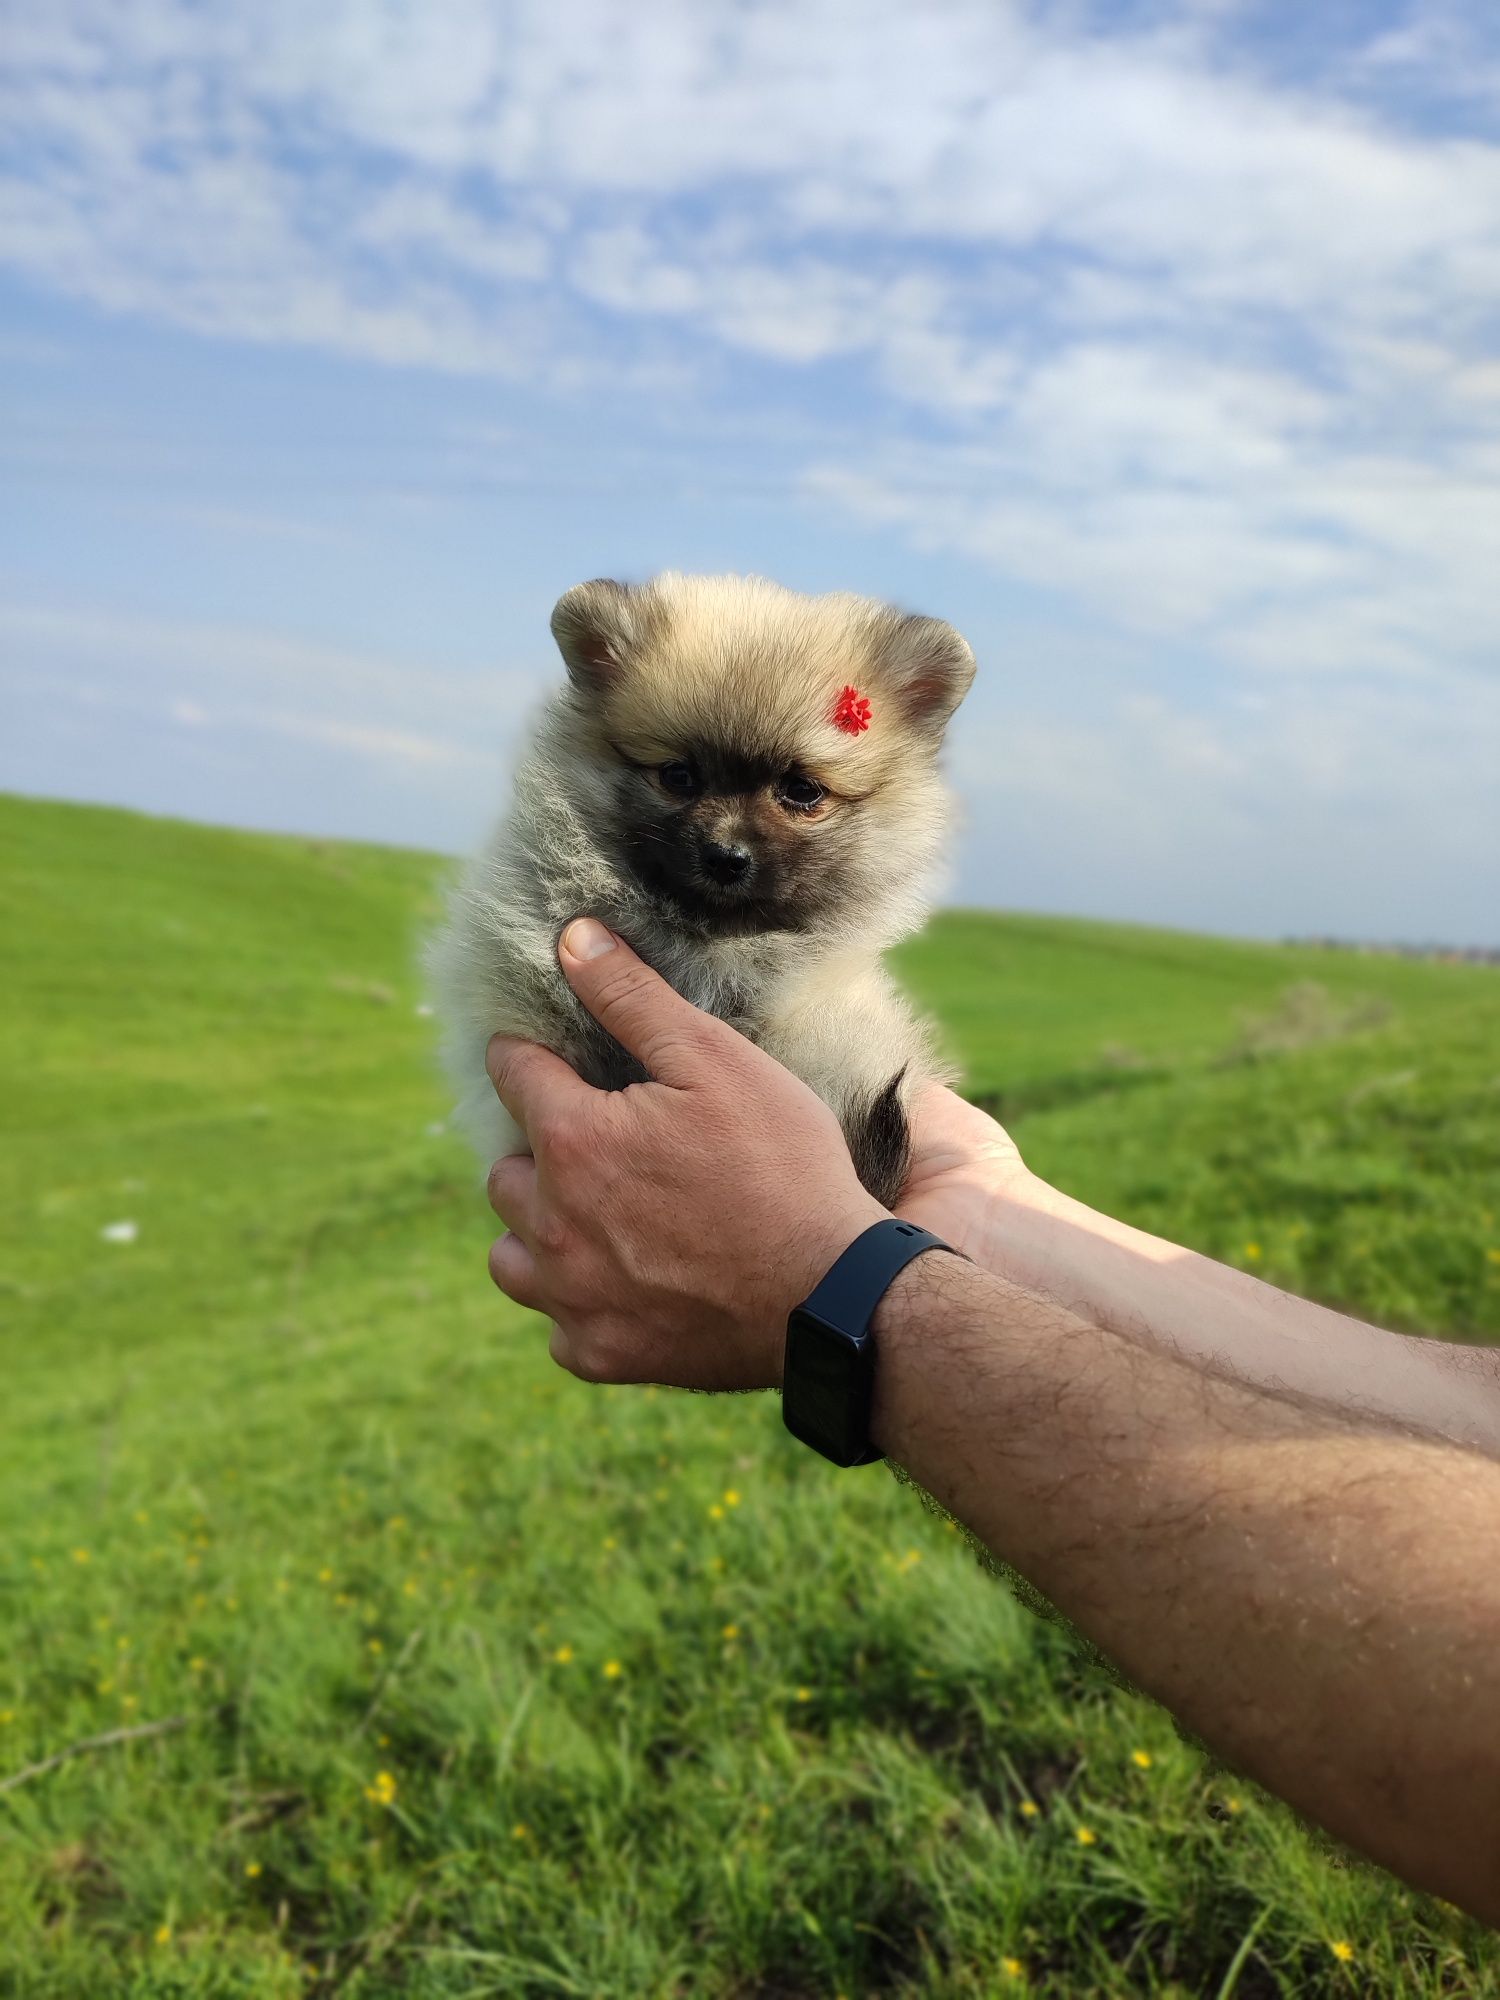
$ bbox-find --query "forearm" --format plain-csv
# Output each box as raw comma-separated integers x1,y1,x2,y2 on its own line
871,1251,1500,1923
970,1173,1500,1458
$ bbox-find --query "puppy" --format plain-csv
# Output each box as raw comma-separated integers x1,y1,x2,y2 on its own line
429,573,975,1207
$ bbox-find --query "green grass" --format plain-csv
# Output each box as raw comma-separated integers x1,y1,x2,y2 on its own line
1,790,1497,1998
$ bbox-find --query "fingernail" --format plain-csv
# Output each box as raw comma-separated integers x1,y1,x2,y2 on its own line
561,918,616,961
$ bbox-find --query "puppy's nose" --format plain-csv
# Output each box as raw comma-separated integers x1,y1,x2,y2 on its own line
702,840,753,886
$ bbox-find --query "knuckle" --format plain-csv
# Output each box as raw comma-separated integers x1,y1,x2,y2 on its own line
649,1029,696,1076
591,957,649,1014
488,1041,521,1094
590,1329,635,1383
488,1233,540,1311
533,1210,571,1259
537,1105,589,1168
552,1317,624,1384
486,1235,517,1292
528,1104,565,1157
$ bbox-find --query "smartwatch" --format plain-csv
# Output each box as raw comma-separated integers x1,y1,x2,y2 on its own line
782,1219,956,1467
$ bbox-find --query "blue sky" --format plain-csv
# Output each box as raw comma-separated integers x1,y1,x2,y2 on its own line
3,0,1498,941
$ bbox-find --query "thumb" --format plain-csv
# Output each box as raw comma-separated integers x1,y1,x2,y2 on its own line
557,918,726,1086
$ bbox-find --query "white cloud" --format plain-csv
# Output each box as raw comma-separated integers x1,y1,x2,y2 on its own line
255,710,498,771
3,1,1498,933
950,666,1500,940
7,2,1497,377
0,597,541,851
0,600,536,773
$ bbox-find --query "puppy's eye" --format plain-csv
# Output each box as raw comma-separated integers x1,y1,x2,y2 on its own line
658,761,700,799
779,773,825,811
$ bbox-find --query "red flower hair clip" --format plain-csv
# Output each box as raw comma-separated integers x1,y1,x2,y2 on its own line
831,684,872,735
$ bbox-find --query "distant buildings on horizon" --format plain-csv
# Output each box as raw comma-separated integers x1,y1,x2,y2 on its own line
1285,937,1500,968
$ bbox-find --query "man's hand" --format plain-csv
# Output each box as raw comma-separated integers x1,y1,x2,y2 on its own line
484,918,885,1390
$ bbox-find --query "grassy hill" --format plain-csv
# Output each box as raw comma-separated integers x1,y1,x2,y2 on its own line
1,791,1496,1997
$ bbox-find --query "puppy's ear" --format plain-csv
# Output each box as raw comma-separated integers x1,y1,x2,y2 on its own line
551,579,638,688
874,613,976,739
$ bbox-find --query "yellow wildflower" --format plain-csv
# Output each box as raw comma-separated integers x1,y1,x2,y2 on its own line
1018,1800,1040,1819
602,1536,617,1551
188,1656,207,1673
1329,1940,1354,1963
1224,1795,1244,1815
72,1548,90,1565
722,1623,740,1641
154,1924,172,1946
1002,1960,1026,1981
366,1638,383,1656
0,1711,14,1726
723,1489,741,1507
1075,1825,1097,1846
707,1503,725,1521
602,1660,623,1680
318,1567,334,1584
1244,1242,1262,1260
552,1644,574,1665
245,1861,263,1879
794,1686,812,1702
1131,1749,1153,1769
512,1822,530,1840
364,1770,397,1807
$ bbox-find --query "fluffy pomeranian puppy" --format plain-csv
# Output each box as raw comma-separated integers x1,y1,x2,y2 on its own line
429,572,975,1207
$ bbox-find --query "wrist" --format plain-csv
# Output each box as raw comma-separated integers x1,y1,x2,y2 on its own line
867,1247,980,1457
949,1165,1111,1300
781,1219,960,1464
766,1190,889,1389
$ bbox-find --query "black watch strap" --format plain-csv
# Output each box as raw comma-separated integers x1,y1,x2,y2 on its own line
783,1219,955,1467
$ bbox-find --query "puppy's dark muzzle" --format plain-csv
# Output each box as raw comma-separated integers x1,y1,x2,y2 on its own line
700,840,753,889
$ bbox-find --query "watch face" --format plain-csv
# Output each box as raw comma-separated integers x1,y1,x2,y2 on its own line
784,1308,874,1467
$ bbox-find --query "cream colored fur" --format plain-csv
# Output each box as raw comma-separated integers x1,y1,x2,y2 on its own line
428,573,974,1197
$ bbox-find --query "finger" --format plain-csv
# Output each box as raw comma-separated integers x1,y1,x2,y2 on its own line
556,918,728,1087
488,1230,543,1311
545,1321,618,1385
486,1034,592,1134
486,1152,539,1234
547,1322,580,1375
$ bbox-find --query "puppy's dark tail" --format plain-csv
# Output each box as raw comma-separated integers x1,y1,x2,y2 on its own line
848,1067,911,1209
